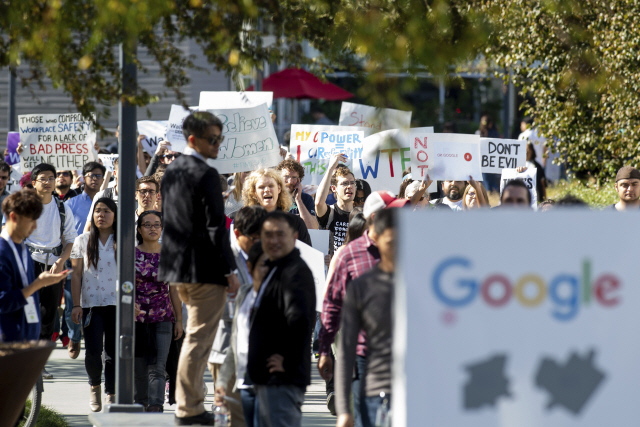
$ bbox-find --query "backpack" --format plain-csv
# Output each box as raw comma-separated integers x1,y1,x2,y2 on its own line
321,205,335,231
28,196,66,257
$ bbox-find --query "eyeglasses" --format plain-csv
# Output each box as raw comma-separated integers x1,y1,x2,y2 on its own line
282,175,299,182
162,153,180,160
338,180,356,187
85,173,104,180
137,189,157,196
141,223,162,229
200,134,225,145
35,177,55,183
56,172,71,178
354,196,366,203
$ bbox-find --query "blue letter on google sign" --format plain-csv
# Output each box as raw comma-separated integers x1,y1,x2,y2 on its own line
432,257,478,307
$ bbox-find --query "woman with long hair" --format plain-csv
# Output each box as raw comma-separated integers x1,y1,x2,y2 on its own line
70,197,118,412
134,210,183,412
225,171,249,216
463,177,490,210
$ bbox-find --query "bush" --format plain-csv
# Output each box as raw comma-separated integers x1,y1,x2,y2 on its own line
19,401,70,427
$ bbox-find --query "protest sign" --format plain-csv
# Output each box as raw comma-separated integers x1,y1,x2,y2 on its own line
18,113,97,171
395,209,640,427
166,105,195,152
98,154,119,173
338,102,411,133
137,121,168,156
411,133,482,182
290,125,367,185
206,104,281,174
480,138,526,174
199,91,273,110
295,240,327,312
6,163,22,194
307,229,331,256
5,132,20,165
500,167,538,209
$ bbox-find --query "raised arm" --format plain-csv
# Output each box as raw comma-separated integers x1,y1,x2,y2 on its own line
315,153,347,218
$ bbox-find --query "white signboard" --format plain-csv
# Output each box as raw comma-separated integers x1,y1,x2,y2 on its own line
395,210,640,427
307,229,331,256
206,104,281,174
98,154,119,173
295,240,327,312
500,167,538,209
166,105,195,152
137,121,168,156
481,138,526,174
339,102,411,133
18,113,98,171
412,133,482,181
6,163,23,194
199,91,273,110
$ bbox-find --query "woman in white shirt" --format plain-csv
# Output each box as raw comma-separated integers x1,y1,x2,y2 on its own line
70,197,118,413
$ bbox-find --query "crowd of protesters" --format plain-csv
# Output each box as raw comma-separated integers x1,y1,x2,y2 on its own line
0,109,638,427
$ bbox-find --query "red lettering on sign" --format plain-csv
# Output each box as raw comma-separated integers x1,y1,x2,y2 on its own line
464,153,472,161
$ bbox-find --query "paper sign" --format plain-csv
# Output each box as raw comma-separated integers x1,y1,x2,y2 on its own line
98,154,119,173
137,121,168,156
307,229,331,256
500,167,538,209
166,105,195,153
339,102,412,133
395,209,639,427
480,138,526,174
411,133,482,181
206,104,281,174
6,163,22,194
5,132,20,165
199,91,273,110
295,240,327,312
18,113,97,171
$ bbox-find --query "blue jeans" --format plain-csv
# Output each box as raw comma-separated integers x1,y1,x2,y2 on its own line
364,394,391,427
353,355,368,427
255,384,305,427
134,321,173,406
241,388,260,427
64,277,82,343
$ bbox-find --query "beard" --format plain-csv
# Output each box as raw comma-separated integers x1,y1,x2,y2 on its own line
448,187,462,201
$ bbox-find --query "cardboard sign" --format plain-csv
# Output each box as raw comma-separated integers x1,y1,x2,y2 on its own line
199,91,273,110
395,209,639,427
500,167,538,209
18,113,97,171
295,240,327,312
205,104,281,174
137,121,168,156
412,133,482,182
5,132,20,165
98,154,119,173
166,105,195,153
480,138,526,174
290,124,366,185
339,102,411,133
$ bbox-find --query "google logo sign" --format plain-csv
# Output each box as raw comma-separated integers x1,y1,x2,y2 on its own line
432,257,621,321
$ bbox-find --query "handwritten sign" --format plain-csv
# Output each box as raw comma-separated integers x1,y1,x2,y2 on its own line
98,154,119,173
339,102,412,133
205,104,281,174
500,167,538,209
6,163,23,194
18,113,97,171
166,105,196,153
137,121,168,156
199,91,273,110
353,129,410,194
480,138,526,174
410,133,482,181
5,132,20,165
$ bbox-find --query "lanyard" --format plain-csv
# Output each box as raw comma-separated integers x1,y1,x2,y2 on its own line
1,230,29,288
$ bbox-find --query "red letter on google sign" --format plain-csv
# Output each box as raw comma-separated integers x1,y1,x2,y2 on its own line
594,275,621,306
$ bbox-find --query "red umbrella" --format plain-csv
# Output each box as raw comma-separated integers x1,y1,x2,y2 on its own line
247,68,353,100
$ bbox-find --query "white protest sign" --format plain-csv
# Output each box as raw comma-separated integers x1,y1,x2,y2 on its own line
416,133,482,181
290,125,367,185
199,91,273,110
6,163,23,194
481,138,526,174
295,240,327,312
339,102,411,133
166,105,196,152
395,209,640,427
206,104,281,174
137,121,168,156
98,154,119,173
307,229,331,256
18,113,97,171
500,167,538,209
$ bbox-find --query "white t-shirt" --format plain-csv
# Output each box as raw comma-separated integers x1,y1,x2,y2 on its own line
235,290,257,390
26,198,77,264
70,232,117,308
430,197,464,211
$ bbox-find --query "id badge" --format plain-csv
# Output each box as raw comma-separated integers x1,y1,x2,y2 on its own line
24,297,39,324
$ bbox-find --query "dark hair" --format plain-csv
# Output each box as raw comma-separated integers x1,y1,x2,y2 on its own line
262,211,296,232
330,164,355,188
2,189,43,219
87,197,118,269
526,142,537,160
136,176,159,192
0,160,10,174
522,116,534,126
556,194,588,207
277,159,306,181
235,206,267,236
501,179,532,204
402,167,411,178
344,208,366,245
373,208,395,235
83,161,106,176
247,241,265,274
136,210,162,245
31,163,57,182
356,179,371,200
398,179,414,198
182,111,223,141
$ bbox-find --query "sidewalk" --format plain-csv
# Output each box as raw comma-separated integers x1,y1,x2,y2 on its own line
41,343,335,426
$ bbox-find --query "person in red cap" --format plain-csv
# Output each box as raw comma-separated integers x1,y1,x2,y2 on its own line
610,166,640,211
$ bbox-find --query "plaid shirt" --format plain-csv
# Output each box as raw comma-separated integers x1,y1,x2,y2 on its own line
318,230,380,357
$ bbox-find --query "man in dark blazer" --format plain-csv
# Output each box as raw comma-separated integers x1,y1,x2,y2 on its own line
159,111,240,426
248,211,316,427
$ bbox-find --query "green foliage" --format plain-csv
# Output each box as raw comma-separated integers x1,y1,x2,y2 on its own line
547,180,618,208
19,402,70,427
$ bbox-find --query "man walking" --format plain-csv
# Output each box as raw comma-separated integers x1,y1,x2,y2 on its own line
53,170,79,201
609,166,640,211
248,211,316,427
159,111,240,426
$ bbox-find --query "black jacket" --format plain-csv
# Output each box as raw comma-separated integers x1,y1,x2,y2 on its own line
248,249,316,388
158,154,236,285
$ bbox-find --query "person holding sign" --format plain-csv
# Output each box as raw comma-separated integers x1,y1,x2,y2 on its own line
462,177,489,210
500,179,532,208
277,159,319,230
430,180,466,211
526,142,547,202
609,166,640,211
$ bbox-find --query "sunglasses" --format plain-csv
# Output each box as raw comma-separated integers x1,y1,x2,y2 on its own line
354,196,366,203
56,172,71,178
200,134,225,145
162,153,180,160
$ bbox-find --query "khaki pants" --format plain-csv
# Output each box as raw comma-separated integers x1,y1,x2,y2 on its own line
174,283,226,418
208,363,246,427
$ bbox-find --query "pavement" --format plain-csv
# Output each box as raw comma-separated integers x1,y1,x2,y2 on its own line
40,342,335,427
